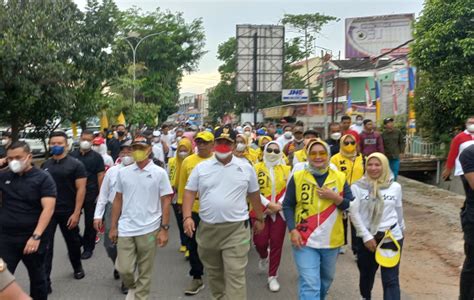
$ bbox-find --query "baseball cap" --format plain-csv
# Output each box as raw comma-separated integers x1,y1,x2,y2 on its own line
131,137,151,148
120,140,132,148
92,137,105,145
214,125,237,142
303,128,320,138
152,130,161,137
383,117,394,125
195,131,215,142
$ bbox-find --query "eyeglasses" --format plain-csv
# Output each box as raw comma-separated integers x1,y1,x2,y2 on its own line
343,141,356,146
266,148,281,154
308,151,328,159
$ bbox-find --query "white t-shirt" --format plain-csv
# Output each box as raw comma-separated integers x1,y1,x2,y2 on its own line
94,164,121,219
185,156,260,224
152,143,165,164
276,135,293,149
115,161,173,237
350,124,364,134
350,182,405,243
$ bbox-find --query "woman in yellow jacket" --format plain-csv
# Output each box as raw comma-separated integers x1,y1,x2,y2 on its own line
255,135,273,162
251,141,290,292
168,137,194,255
330,134,364,255
283,139,353,300
234,134,258,164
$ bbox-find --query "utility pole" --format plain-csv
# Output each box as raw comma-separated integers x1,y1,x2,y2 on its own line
304,27,312,128
252,32,258,126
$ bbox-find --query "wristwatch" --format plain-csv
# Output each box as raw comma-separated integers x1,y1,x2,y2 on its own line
161,224,170,231
31,234,42,241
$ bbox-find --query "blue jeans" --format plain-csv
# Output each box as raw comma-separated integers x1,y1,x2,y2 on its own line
389,159,400,181
292,246,339,300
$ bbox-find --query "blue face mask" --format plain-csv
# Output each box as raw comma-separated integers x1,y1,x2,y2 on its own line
50,145,65,156
277,128,283,135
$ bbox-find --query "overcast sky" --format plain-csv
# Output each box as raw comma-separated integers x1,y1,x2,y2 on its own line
74,0,425,94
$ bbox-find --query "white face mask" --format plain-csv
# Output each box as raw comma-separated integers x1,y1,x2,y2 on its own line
1,139,8,146
121,155,134,166
467,124,474,133
330,132,342,140
244,131,251,137
178,151,189,158
236,143,246,152
80,141,92,151
9,159,27,173
92,145,100,153
215,151,232,160
153,137,161,143
284,132,293,139
356,120,363,126
264,152,281,163
176,137,182,142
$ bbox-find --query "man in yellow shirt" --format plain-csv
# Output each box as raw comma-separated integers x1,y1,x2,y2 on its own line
177,131,214,295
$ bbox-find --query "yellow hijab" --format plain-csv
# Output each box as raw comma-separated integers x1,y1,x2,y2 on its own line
174,137,194,185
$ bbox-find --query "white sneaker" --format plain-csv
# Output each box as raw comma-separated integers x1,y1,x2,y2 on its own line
339,246,346,254
125,288,135,300
268,276,280,292
258,258,268,272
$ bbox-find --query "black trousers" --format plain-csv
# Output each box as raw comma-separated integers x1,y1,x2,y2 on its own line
45,213,83,284
187,212,204,279
460,242,474,300
82,193,98,252
0,233,48,300
172,203,187,247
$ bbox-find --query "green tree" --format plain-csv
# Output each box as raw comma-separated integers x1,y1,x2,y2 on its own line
115,8,206,122
410,0,474,141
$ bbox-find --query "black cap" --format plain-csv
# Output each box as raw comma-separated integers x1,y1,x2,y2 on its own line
120,140,133,148
383,117,394,125
303,128,320,138
214,125,237,142
131,138,151,147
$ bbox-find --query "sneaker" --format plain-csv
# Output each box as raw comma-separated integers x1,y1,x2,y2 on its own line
184,279,205,295
184,250,190,260
73,267,85,280
81,251,93,260
95,235,101,244
179,245,187,253
339,246,346,254
120,282,129,295
268,276,280,292
113,269,120,280
258,258,268,272
125,288,135,300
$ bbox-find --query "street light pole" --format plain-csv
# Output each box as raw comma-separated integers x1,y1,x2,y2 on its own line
122,32,162,105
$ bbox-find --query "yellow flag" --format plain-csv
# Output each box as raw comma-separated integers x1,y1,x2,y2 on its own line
100,110,109,131
117,112,126,126
71,122,78,139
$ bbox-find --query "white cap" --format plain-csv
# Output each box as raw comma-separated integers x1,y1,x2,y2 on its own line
152,130,161,137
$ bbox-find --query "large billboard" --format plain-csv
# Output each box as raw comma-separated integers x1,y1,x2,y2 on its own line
345,14,414,59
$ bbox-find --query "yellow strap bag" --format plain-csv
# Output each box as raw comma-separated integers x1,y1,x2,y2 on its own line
375,230,401,268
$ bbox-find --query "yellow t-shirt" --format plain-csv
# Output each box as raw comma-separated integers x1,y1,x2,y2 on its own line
330,153,364,185
177,153,213,212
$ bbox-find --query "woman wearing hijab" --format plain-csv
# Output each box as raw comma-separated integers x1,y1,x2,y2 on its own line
251,141,290,292
256,135,273,162
283,139,353,300
350,152,405,300
330,134,364,255
234,134,259,164
168,137,194,258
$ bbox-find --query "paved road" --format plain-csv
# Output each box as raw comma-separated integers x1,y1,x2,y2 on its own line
14,215,406,299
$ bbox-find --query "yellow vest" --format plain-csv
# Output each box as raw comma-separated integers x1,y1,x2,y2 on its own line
294,149,307,164
177,153,213,212
330,153,364,185
254,162,290,199
293,168,346,248
168,157,178,188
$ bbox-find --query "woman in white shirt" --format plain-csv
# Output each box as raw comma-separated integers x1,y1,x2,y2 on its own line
350,152,405,300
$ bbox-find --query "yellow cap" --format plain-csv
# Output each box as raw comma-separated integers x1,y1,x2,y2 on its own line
195,131,214,142
375,230,401,268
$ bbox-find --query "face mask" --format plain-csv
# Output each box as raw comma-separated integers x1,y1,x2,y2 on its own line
132,150,149,162
215,151,232,160
9,159,27,173
117,131,125,137
284,132,293,139
356,120,363,125
1,139,8,146
277,129,283,135
244,131,251,137
80,141,92,151
153,137,160,143
214,144,233,160
236,143,246,152
92,145,100,153
178,151,189,158
330,132,342,140
342,144,356,153
50,145,65,156
264,152,281,162
176,136,182,142
121,155,134,166
467,124,474,133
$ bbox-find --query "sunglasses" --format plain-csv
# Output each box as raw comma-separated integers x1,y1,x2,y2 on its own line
266,148,281,154
343,141,356,146
308,151,328,159
195,139,211,145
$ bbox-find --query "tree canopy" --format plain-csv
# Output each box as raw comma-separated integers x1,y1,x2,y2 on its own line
410,0,474,141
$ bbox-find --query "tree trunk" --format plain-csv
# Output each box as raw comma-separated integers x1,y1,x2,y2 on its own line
10,117,20,142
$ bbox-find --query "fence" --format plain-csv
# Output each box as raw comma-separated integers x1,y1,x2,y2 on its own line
404,135,444,158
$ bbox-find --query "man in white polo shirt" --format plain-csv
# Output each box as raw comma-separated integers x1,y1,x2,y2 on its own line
183,125,265,300
109,138,173,300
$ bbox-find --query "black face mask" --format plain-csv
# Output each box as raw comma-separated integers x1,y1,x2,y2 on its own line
117,131,125,137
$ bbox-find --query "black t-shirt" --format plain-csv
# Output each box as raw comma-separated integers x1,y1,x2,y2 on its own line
0,145,7,159
70,149,105,197
460,144,474,244
42,155,87,214
326,138,340,156
0,167,57,236
107,138,130,162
